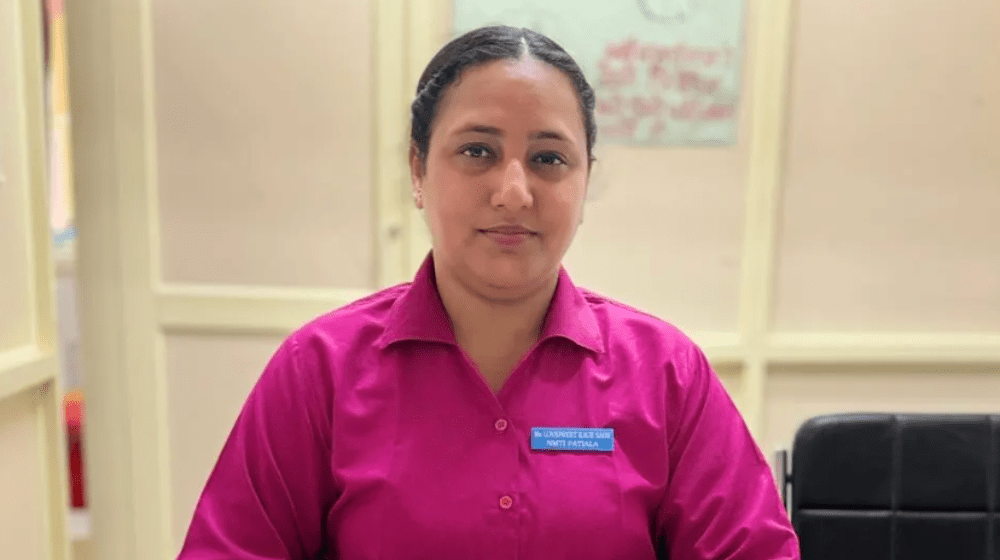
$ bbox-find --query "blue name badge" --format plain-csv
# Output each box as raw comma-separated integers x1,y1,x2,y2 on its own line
531,427,615,453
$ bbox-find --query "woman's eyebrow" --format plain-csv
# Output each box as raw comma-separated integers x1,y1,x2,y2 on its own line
455,124,503,137
453,124,571,143
530,130,568,142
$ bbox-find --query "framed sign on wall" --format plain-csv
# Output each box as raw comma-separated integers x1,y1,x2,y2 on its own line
452,0,747,146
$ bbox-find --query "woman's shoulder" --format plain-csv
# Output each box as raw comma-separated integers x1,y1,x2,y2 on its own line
576,287,716,413
578,287,699,354
284,281,413,357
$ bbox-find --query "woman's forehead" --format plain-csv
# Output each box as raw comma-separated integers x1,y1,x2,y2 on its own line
448,58,576,103
434,58,585,140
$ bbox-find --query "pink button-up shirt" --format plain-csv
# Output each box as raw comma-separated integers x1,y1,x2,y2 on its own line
178,256,800,559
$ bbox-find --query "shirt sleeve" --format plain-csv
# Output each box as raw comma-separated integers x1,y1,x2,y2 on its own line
655,344,800,560
177,332,337,560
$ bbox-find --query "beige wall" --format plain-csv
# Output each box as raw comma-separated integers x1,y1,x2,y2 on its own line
763,0,1000,457
0,389,48,560
165,334,286,547
765,365,1000,467
149,0,376,552
69,0,999,556
775,0,1000,332
153,0,375,289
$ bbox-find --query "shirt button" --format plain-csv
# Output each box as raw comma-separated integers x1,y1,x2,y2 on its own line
499,495,514,510
494,418,508,432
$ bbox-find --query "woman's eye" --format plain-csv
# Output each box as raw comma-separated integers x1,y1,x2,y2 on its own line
534,152,566,166
461,146,492,159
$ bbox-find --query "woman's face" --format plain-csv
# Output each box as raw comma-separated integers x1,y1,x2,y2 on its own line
411,56,590,301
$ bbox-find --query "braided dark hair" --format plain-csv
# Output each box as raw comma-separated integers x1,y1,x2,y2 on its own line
410,25,597,172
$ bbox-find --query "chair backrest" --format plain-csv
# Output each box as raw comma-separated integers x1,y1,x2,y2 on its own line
790,413,1000,560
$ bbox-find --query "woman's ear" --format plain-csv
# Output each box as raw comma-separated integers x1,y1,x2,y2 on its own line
409,142,425,209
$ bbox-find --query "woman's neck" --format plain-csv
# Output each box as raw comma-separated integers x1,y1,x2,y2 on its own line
434,261,558,388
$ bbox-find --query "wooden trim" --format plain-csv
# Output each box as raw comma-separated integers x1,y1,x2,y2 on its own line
66,0,173,557
688,333,746,366
38,382,72,560
402,0,448,276
767,332,1000,365
158,284,373,335
0,347,54,400
7,0,71,556
21,0,57,356
736,0,797,435
373,0,410,287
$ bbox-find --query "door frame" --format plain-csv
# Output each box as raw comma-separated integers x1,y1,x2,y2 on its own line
0,0,71,558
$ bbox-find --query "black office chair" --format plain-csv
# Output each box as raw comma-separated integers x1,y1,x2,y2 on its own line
776,413,1000,560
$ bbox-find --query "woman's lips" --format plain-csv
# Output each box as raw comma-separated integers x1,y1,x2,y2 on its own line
480,227,536,247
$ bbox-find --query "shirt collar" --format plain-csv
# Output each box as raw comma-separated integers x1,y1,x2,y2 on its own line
377,253,605,354
377,253,458,348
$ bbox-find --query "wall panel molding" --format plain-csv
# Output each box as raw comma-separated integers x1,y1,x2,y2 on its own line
0,347,55,401
158,284,374,335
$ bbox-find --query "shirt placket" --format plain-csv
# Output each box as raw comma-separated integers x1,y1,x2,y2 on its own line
492,412,521,560
457,352,527,560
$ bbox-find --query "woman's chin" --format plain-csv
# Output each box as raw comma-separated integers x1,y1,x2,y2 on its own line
472,259,550,297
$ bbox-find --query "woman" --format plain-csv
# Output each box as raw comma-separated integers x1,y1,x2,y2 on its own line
179,25,800,560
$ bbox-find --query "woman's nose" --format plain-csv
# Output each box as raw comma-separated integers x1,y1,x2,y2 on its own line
491,158,533,209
